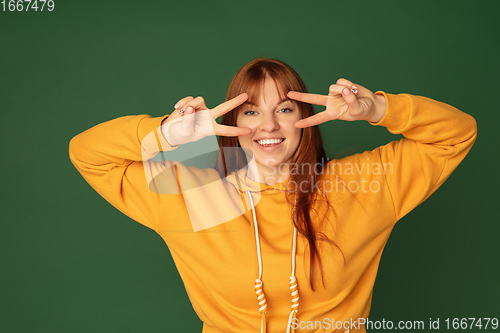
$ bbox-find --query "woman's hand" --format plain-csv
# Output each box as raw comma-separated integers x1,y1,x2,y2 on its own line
287,78,387,128
161,94,251,146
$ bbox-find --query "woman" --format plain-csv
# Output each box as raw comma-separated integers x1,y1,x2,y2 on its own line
69,58,477,332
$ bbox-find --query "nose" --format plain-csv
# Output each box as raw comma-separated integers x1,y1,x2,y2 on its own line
259,113,279,132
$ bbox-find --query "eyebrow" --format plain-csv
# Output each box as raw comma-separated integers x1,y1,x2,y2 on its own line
244,97,290,106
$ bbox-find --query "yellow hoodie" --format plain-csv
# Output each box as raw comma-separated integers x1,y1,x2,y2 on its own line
69,92,477,332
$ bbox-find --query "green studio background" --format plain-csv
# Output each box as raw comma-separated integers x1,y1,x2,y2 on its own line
1,0,498,332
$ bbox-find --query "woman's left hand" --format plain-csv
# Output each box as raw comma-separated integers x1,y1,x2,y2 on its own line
287,78,387,128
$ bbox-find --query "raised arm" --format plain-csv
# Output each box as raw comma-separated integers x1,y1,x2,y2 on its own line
69,114,177,231
69,94,253,231
289,79,477,221
368,92,477,220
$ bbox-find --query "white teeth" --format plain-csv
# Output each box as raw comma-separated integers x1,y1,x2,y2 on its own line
257,138,284,145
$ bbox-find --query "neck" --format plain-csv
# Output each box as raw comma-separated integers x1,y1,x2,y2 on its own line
247,162,290,185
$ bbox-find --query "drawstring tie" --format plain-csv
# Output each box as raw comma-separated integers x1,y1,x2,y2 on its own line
247,190,299,333
286,226,299,333
255,279,267,333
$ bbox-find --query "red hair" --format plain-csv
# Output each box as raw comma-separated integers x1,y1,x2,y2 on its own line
215,58,340,290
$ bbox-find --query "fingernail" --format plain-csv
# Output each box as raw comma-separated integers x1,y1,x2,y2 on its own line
351,85,358,94
187,106,194,113
179,109,185,115
343,88,351,96
174,104,180,109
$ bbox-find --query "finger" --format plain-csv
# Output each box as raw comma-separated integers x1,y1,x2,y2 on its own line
287,91,328,106
179,96,208,116
336,78,354,87
179,107,196,133
216,124,252,137
347,83,370,95
190,96,208,109
174,96,194,110
341,87,360,112
294,111,332,128
337,79,370,96
328,84,351,96
213,93,249,118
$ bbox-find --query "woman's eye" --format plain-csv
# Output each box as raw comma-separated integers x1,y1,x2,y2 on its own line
244,110,258,116
278,108,293,113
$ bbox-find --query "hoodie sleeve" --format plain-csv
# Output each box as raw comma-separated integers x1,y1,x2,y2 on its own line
69,114,180,231
367,92,477,221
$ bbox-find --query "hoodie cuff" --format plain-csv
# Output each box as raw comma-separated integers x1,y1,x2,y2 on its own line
138,115,177,157
369,91,412,135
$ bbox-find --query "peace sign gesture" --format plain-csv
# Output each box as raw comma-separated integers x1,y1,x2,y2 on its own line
161,93,251,146
287,78,387,128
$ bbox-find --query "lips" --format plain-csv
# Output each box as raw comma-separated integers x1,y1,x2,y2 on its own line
255,138,285,146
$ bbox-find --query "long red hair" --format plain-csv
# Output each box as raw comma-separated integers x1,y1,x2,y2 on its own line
215,58,340,290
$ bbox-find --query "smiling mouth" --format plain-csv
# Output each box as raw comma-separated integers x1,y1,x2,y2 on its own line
255,138,285,147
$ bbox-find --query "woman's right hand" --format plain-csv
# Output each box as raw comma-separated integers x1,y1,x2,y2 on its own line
161,93,251,146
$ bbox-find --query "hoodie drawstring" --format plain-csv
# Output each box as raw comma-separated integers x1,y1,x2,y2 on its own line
286,225,299,333
246,190,299,333
247,191,268,333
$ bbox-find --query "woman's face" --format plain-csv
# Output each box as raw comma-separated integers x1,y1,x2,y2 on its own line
236,77,302,175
